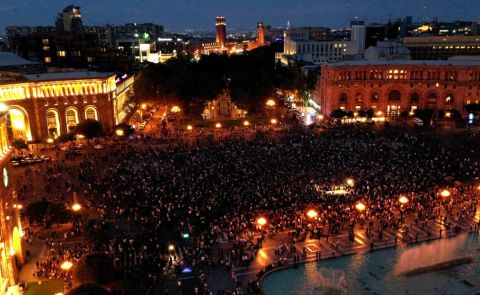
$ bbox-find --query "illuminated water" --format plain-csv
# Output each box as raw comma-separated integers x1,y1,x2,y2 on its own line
262,234,480,295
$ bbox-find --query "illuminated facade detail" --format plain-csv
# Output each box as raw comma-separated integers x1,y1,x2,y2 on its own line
0,71,126,141
316,60,480,117
215,17,226,47
202,90,247,120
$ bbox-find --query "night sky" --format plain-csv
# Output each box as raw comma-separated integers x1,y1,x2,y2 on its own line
1,0,479,33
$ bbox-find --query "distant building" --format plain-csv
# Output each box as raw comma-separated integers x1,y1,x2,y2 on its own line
351,19,366,55
404,36,480,60
364,41,410,61
315,59,480,117
202,90,247,120
0,70,132,142
264,26,285,42
55,5,83,35
215,17,227,48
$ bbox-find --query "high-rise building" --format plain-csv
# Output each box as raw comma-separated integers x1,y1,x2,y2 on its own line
256,22,265,45
215,17,227,47
351,19,366,55
55,5,83,34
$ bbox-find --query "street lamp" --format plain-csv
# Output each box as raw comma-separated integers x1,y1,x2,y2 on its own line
72,203,82,212
47,138,54,144
215,123,222,129
256,217,267,227
266,99,276,118
399,195,409,205
60,261,73,271
355,201,366,212
141,103,147,110
440,189,451,198
346,178,355,187
115,129,124,137
243,120,250,126
270,118,278,125
171,106,181,113
306,209,318,219
168,244,175,251
187,125,193,131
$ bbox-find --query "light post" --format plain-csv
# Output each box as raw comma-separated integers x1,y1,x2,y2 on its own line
346,178,355,188
440,189,451,198
355,201,366,212
71,192,82,212
256,216,267,228
399,195,409,205
306,209,318,219
60,260,73,271
266,99,276,119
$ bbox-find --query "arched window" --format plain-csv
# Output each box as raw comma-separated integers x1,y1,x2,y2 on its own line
65,108,79,131
85,107,98,120
371,92,379,102
46,109,61,137
427,93,437,103
339,93,348,104
355,93,363,103
410,93,419,103
388,90,401,101
445,94,454,104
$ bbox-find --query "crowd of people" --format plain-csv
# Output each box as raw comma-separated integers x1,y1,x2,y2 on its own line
18,125,480,294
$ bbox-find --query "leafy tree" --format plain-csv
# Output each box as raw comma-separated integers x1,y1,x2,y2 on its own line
82,219,108,248
330,109,347,119
58,133,76,143
12,140,28,150
68,284,110,295
24,200,71,226
73,253,114,286
75,120,103,139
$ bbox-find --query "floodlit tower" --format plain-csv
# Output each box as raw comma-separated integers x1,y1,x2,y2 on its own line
216,17,226,47
256,22,265,45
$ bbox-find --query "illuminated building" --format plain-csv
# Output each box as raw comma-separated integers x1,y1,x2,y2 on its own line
0,108,24,295
202,90,247,120
316,59,480,118
0,71,132,142
404,36,480,60
215,17,227,48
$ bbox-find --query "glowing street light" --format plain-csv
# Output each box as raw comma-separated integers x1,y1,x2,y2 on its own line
141,103,148,110
72,203,82,212
440,189,451,198
115,129,124,137
171,106,181,113
47,138,54,144
270,118,278,125
168,244,175,251
243,120,250,126
306,209,318,219
346,178,355,187
215,123,222,129
187,125,193,131
376,111,384,117
77,134,85,139
399,195,409,205
0,103,8,113
256,217,267,227
266,99,276,108
60,261,73,271
355,202,366,212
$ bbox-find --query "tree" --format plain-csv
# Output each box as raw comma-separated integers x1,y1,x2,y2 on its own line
73,253,114,286
68,284,110,295
330,109,347,119
82,219,108,248
75,120,103,139
24,200,71,227
12,140,28,151
58,133,76,143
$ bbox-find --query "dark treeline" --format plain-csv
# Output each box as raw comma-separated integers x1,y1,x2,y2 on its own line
133,44,310,116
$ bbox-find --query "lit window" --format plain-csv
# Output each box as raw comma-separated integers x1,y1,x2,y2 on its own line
44,57,52,63
57,51,66,57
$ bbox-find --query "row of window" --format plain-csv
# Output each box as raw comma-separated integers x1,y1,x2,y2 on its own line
46,106,98,137
339,91,455,105
336,70,480,81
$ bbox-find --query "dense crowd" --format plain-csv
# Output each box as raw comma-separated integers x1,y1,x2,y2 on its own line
19,126,480,294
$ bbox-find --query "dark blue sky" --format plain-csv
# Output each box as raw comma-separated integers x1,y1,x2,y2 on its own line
1,0,479,33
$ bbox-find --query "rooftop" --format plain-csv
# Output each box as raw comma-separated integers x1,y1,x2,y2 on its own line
327,59,480,67
23,71,114,82
0,52,35,67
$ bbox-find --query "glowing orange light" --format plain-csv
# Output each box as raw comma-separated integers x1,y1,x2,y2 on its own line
306,209,318,219
256,217,267,226
187,125,193,131
399,196,409,205
346,178,355,187
440,189,451,198
72,203,82,212
60,261,73,271
270,118,278,124
243,120,250,126
355,202,366,212
215,123,222,128
266,99,276,108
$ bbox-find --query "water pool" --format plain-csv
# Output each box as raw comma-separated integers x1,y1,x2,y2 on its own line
262,234,480,295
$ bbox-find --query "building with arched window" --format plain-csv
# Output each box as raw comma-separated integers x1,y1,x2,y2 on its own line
0,109,25,295
315,59,480,118
0,71,132,142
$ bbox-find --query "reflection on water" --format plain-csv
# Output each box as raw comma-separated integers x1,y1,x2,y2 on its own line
262,234,480,295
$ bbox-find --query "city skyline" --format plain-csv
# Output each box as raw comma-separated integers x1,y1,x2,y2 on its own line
1,0,480,34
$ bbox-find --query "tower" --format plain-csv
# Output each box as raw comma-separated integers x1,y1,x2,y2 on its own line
55,5,83,34
351,18,366,55
256,22,265,45
215,17,226,47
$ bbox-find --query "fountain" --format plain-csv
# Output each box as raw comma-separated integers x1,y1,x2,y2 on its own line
308,268,348,295
393,234,472,276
